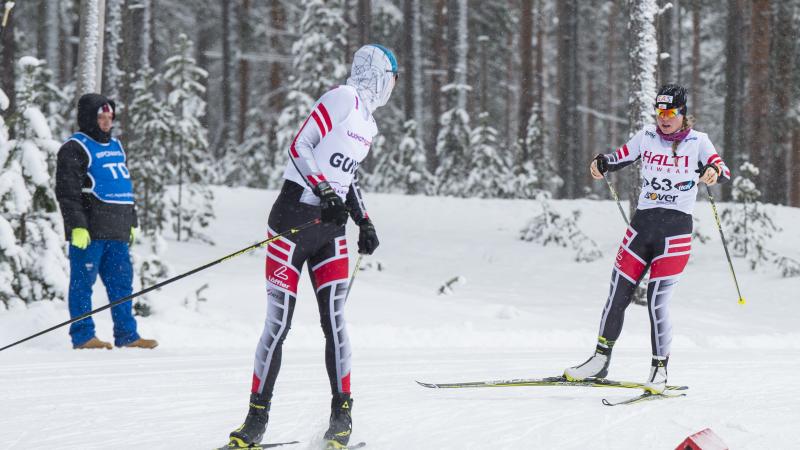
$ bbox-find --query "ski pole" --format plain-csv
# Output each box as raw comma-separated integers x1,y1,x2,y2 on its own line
704,185,746,305
0,218,321,353
603,173,630,226
343,253,364,302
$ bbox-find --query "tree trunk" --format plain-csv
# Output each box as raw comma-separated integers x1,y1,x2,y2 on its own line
148,0,157,70
478,36,488,113
402,0,414,120
656,0,673,85
445,0,467,110
220,0,232,154
517,0,534,153
673,0,681,84
268,0,285,113
557,0,581,198
454,0,468,111
627,0,659,214
77,0,105,97
505,22,516,149
606,0,619,152
792,129,800,207
140,0,150,69
768,0,795,205
357,0,371,45
411,0,424,148
691,0,701,113
57,1,75,84
535,0,544,123
238,0,250,144
1,1,16,121
196,10,212,129
746,0,771,199
121,0,144,141
427,0,446,174
585,0,599,191
722,0,744,200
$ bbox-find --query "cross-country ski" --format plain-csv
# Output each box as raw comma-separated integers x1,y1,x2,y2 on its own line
416,376,688,391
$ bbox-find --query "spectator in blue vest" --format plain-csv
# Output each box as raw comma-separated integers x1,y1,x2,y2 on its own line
55,93,158,350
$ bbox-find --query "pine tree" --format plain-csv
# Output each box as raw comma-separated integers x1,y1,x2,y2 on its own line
434,84,471,196
162,34,214,244
513,102,563,199
226,111,273,188
466,112,511,198
720,162,778,270
275,0,347,156
519,194,602,262
127,67,172,236
127,67,173,314
372,119,432,194
0,58,68,309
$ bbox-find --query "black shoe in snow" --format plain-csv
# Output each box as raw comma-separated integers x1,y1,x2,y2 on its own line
228,393,270,448
323,394,353,449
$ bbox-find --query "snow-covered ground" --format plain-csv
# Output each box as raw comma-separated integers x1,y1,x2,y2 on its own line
2,187,799,450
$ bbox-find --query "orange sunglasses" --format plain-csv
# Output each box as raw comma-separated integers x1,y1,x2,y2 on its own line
655,107,681,119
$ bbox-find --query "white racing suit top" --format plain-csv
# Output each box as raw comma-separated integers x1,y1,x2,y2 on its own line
605,125,731,215
282,85,377,220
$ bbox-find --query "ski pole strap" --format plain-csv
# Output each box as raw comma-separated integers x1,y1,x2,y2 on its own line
603,174,629,226
705,186,746,305
0,218,321,353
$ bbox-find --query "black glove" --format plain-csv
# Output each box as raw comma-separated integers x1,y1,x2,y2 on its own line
315,181,348,226
695,161,721,177
594,154,609,174
357,218,379,255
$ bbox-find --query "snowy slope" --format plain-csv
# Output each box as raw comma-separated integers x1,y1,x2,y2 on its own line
1,187,799,450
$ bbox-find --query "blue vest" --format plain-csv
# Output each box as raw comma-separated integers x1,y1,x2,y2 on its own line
68,132,134,204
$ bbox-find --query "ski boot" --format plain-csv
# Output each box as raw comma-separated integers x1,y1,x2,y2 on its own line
228,393,270,448
324,393,353,450
643,356,668,394
564,337,614,381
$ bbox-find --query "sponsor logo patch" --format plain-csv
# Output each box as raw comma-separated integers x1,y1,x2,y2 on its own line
273,266,289,281
675,180,696,191
645,192,678,203
656,95,673,103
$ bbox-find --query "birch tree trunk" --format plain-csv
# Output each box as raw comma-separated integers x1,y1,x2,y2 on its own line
77,0,105,96
626,0,659,214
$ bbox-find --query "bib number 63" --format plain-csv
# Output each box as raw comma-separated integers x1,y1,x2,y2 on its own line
642,177,672,191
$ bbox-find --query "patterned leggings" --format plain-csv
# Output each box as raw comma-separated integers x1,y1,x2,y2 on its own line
597,207,693,358
251,181,352,398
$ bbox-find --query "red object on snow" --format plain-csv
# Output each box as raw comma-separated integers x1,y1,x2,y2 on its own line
675,428,729,450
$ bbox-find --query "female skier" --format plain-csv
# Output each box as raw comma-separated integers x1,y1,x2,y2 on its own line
227,44,397,449
563,84,730,394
